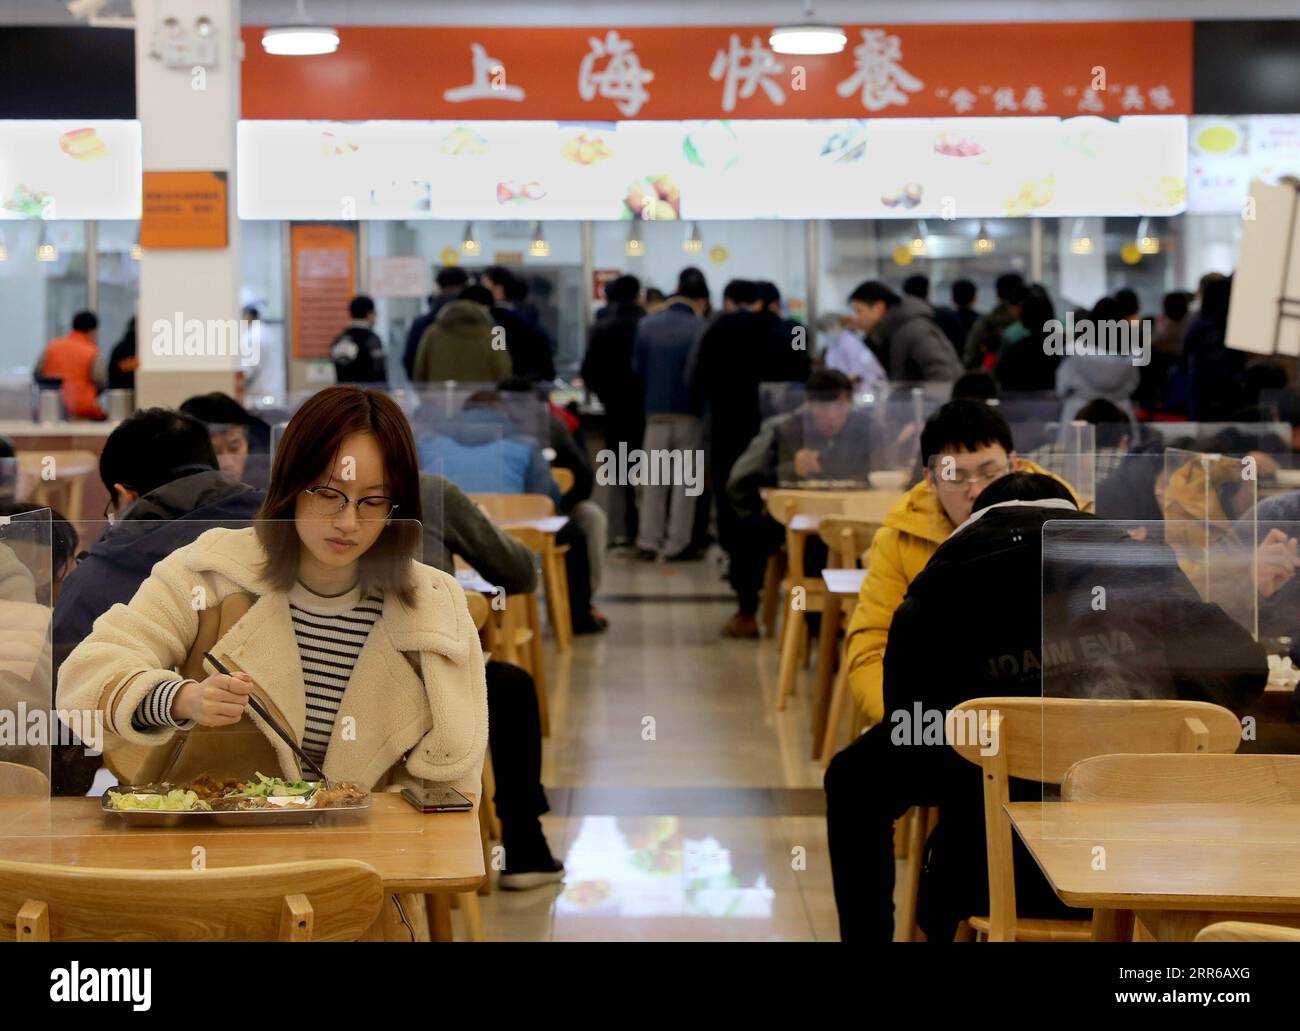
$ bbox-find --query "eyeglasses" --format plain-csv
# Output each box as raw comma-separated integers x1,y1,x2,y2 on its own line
302,485,398,521
929,460,1014,493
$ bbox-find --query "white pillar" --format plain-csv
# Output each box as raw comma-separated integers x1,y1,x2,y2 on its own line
134,0,241,408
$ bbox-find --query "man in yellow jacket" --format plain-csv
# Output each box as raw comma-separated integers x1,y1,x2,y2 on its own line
842,400,1070,724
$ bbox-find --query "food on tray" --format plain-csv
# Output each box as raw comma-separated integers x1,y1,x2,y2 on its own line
58,127,109,160
104,772,368,813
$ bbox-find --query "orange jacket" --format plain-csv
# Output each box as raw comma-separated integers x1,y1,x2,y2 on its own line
40,330,104,419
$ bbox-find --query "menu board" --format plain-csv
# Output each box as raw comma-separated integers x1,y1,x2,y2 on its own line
1188,115,1300,214
290,224,356,360
238,116,1188,221
0,119,141,219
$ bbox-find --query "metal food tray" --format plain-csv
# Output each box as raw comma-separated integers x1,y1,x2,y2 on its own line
101,785,372,827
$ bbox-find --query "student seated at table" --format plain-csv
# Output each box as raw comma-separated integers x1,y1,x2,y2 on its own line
419,471,564,888
179,392,273,489
720,370,871,638
825,472,1268,941
57,386,487,800
842,400,1068,724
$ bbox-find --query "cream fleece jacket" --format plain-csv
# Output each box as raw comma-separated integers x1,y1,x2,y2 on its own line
56,526,486,797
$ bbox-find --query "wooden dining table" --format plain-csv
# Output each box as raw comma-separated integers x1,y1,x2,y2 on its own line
0,794,485,941
1007,801,1300,941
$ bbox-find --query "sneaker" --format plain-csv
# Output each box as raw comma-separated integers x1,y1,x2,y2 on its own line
721,613,760,639
499,858,566,891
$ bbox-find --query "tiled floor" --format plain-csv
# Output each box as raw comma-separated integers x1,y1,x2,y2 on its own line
469,548,878,941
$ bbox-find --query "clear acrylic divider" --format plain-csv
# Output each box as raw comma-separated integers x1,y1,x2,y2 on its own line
1039,515,1274,847
0,510,55,851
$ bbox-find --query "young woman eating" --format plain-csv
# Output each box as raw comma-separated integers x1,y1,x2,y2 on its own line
58,386,487,798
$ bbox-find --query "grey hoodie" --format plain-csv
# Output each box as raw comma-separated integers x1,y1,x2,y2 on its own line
1055,354,1139,421
873,296,962,383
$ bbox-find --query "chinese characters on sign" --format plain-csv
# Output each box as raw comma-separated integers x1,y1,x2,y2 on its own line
241,22,1193,121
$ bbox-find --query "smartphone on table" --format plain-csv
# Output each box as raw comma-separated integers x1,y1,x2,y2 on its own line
401,785,474,813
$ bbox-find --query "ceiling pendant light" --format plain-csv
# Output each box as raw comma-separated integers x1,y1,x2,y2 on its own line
460,221,481,256
683,221,704,254
0,227,7,262
36,224,57,262
529,221,549,258
1069,218,1094,255
1135,216,1161,255
972,221,995,255
262,0,339,56
770,1,846,55
908,220,928,256
625,220,645,257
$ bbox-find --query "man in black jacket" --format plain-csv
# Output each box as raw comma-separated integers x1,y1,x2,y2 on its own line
329,295,388,385
689,280,812,635
482,266,557,383
824,472,1266,941
581,274,646,545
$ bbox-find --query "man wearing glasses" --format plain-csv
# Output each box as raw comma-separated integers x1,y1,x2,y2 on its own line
839,400,1072,728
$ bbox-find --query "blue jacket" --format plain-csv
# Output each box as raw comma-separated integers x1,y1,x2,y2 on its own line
416,404,560,503
632,301,701,416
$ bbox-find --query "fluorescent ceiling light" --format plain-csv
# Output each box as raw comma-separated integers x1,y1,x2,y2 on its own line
262,26,339,56
769,24,846,55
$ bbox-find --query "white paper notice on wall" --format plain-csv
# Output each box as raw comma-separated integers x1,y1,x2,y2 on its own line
368,256,432,299
1227,178,1300,357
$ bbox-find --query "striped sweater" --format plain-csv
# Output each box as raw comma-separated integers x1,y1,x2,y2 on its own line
131,582,383,767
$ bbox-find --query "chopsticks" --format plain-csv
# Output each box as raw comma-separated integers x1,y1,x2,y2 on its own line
202,651,329,785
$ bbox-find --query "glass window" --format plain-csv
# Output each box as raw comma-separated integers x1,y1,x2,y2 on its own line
0,220,88,375
95,220,139,361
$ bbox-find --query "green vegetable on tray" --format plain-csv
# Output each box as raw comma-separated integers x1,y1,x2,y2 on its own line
106,788,212,812
225,772,319,798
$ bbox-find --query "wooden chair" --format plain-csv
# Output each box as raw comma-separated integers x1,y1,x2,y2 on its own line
470,492,572,652
551,467,575,496
948,696,1242,942
0,761,49,797
0,858,383,941
16,450,96,521
1063,753,1300,805
1195,921,1300,942
766,493,855,710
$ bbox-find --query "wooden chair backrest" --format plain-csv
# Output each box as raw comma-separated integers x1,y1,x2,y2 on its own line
947,697,1243,784
1063,753,1300,804
816,517,882,569
0,858,384,942
468,493,555,522
464,591,490,632
551,468,575,496
503,525,547,557
1195,921,1300,942
0,762,49,797
947,696,1241,942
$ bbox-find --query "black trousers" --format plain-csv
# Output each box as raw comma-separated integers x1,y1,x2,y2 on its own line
729,515,828,616
824,721,1078,941
556,521,593,622
485,660,549,834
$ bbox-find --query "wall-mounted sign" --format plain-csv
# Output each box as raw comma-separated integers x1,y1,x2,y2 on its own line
0,119,141,219
1187,115,1300,214
140,170,228,248
238,116,1188,221
593,268,621,301
241,23,1192,121
290,224,357,360
368,255,431,298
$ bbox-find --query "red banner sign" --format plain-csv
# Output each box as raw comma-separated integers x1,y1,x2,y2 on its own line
242,22,1192,121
